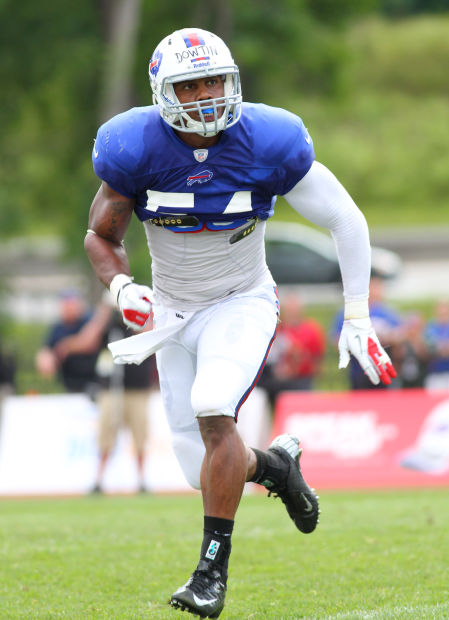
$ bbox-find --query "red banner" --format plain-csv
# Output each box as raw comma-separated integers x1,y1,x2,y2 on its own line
272,389,449,489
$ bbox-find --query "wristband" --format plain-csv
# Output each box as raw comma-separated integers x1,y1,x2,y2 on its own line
344,299,369,320
109,273,133,303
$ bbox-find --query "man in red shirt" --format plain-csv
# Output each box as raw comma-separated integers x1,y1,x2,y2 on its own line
260,294,326,405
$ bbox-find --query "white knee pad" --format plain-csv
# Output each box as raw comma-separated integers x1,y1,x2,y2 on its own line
171,430,205,490
191,359,248,417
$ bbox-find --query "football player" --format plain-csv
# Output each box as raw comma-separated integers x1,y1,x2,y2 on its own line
85,27,396,618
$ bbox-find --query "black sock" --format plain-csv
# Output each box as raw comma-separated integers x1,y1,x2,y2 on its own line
200,516,234,578
249,448,288,488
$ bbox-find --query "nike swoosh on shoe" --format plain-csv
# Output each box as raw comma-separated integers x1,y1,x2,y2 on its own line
193,594,218,607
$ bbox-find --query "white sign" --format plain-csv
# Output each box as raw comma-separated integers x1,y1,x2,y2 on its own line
0,388,271,496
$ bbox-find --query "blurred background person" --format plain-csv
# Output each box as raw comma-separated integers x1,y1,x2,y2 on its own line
93,309,158,494
331,276,402,390
391,311,429,388
35,289,101,397
259,293,326,406
424,299,449,390
0,337,16,421
53,296,158,493
0,339,16,398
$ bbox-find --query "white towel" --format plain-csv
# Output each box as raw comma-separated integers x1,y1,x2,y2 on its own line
108,308,194,365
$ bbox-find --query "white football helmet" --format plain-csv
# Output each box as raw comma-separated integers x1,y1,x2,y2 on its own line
149,28,242,137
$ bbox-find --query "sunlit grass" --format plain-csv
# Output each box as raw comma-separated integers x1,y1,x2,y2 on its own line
1,489,448,618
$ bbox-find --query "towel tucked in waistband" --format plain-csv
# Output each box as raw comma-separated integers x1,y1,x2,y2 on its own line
108,308,194,365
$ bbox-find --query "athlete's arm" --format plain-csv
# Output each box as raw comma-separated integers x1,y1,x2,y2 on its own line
283,160,370,302
84,181,135,287
85,182,153,331
283,161,396,385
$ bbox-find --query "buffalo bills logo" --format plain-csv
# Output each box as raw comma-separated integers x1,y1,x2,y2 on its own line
149,50,163,77
186,170,213,186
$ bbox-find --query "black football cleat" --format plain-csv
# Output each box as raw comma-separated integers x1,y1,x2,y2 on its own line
170,559,227,618
264,434,319,534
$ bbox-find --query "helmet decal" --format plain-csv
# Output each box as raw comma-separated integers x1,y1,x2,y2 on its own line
149,49,163,77
176,32,218,67
182,32,206,47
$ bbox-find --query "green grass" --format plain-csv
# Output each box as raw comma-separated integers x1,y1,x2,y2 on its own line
1,490,448,619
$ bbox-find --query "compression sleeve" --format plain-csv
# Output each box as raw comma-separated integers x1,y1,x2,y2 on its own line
283,160,371,302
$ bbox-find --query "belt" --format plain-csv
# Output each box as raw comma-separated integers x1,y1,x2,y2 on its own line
148,215,258,244
149,215,200,227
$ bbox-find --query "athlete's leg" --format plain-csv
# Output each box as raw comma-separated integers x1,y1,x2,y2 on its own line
171,291,277,617
192,292,278,521
156,342,205,489
198,415,247,518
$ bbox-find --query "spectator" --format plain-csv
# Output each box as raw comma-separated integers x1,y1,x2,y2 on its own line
331,277,401,389
93,310,158,494
0,340,16,395
35,289,101,396
424,299,449,390
0,338,16,417
53,296,158,493
392,312,429,388
259,293,326,405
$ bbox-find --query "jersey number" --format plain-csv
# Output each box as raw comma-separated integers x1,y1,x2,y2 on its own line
145,189,253,232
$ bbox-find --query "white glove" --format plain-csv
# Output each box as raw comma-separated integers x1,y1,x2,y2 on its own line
338,300,397,386
109,274,153,331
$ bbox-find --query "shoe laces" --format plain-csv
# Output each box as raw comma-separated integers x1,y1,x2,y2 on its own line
188,561,223,596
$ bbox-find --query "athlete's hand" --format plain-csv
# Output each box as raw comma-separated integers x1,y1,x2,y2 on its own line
110,274,154,331
338,317,397,385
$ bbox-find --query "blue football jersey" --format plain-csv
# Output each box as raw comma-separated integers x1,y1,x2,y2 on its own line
92,102,314,232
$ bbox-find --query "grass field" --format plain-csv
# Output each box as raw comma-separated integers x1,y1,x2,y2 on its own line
1,489,448,619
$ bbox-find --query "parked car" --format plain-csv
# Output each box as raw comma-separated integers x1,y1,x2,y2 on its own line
264,221,402,285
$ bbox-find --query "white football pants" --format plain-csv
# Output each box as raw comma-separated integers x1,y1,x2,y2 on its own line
155,283,279,489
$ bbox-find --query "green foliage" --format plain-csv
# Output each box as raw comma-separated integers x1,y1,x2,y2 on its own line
0,0,101,249
305,0,379,24
226,0,349,99
1,3,449,256
352,15,449,96
277,15,449,227
381,0,449,15
0,490,448,617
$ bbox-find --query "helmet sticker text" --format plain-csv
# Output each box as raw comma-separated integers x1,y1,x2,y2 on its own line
176,45,219,64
